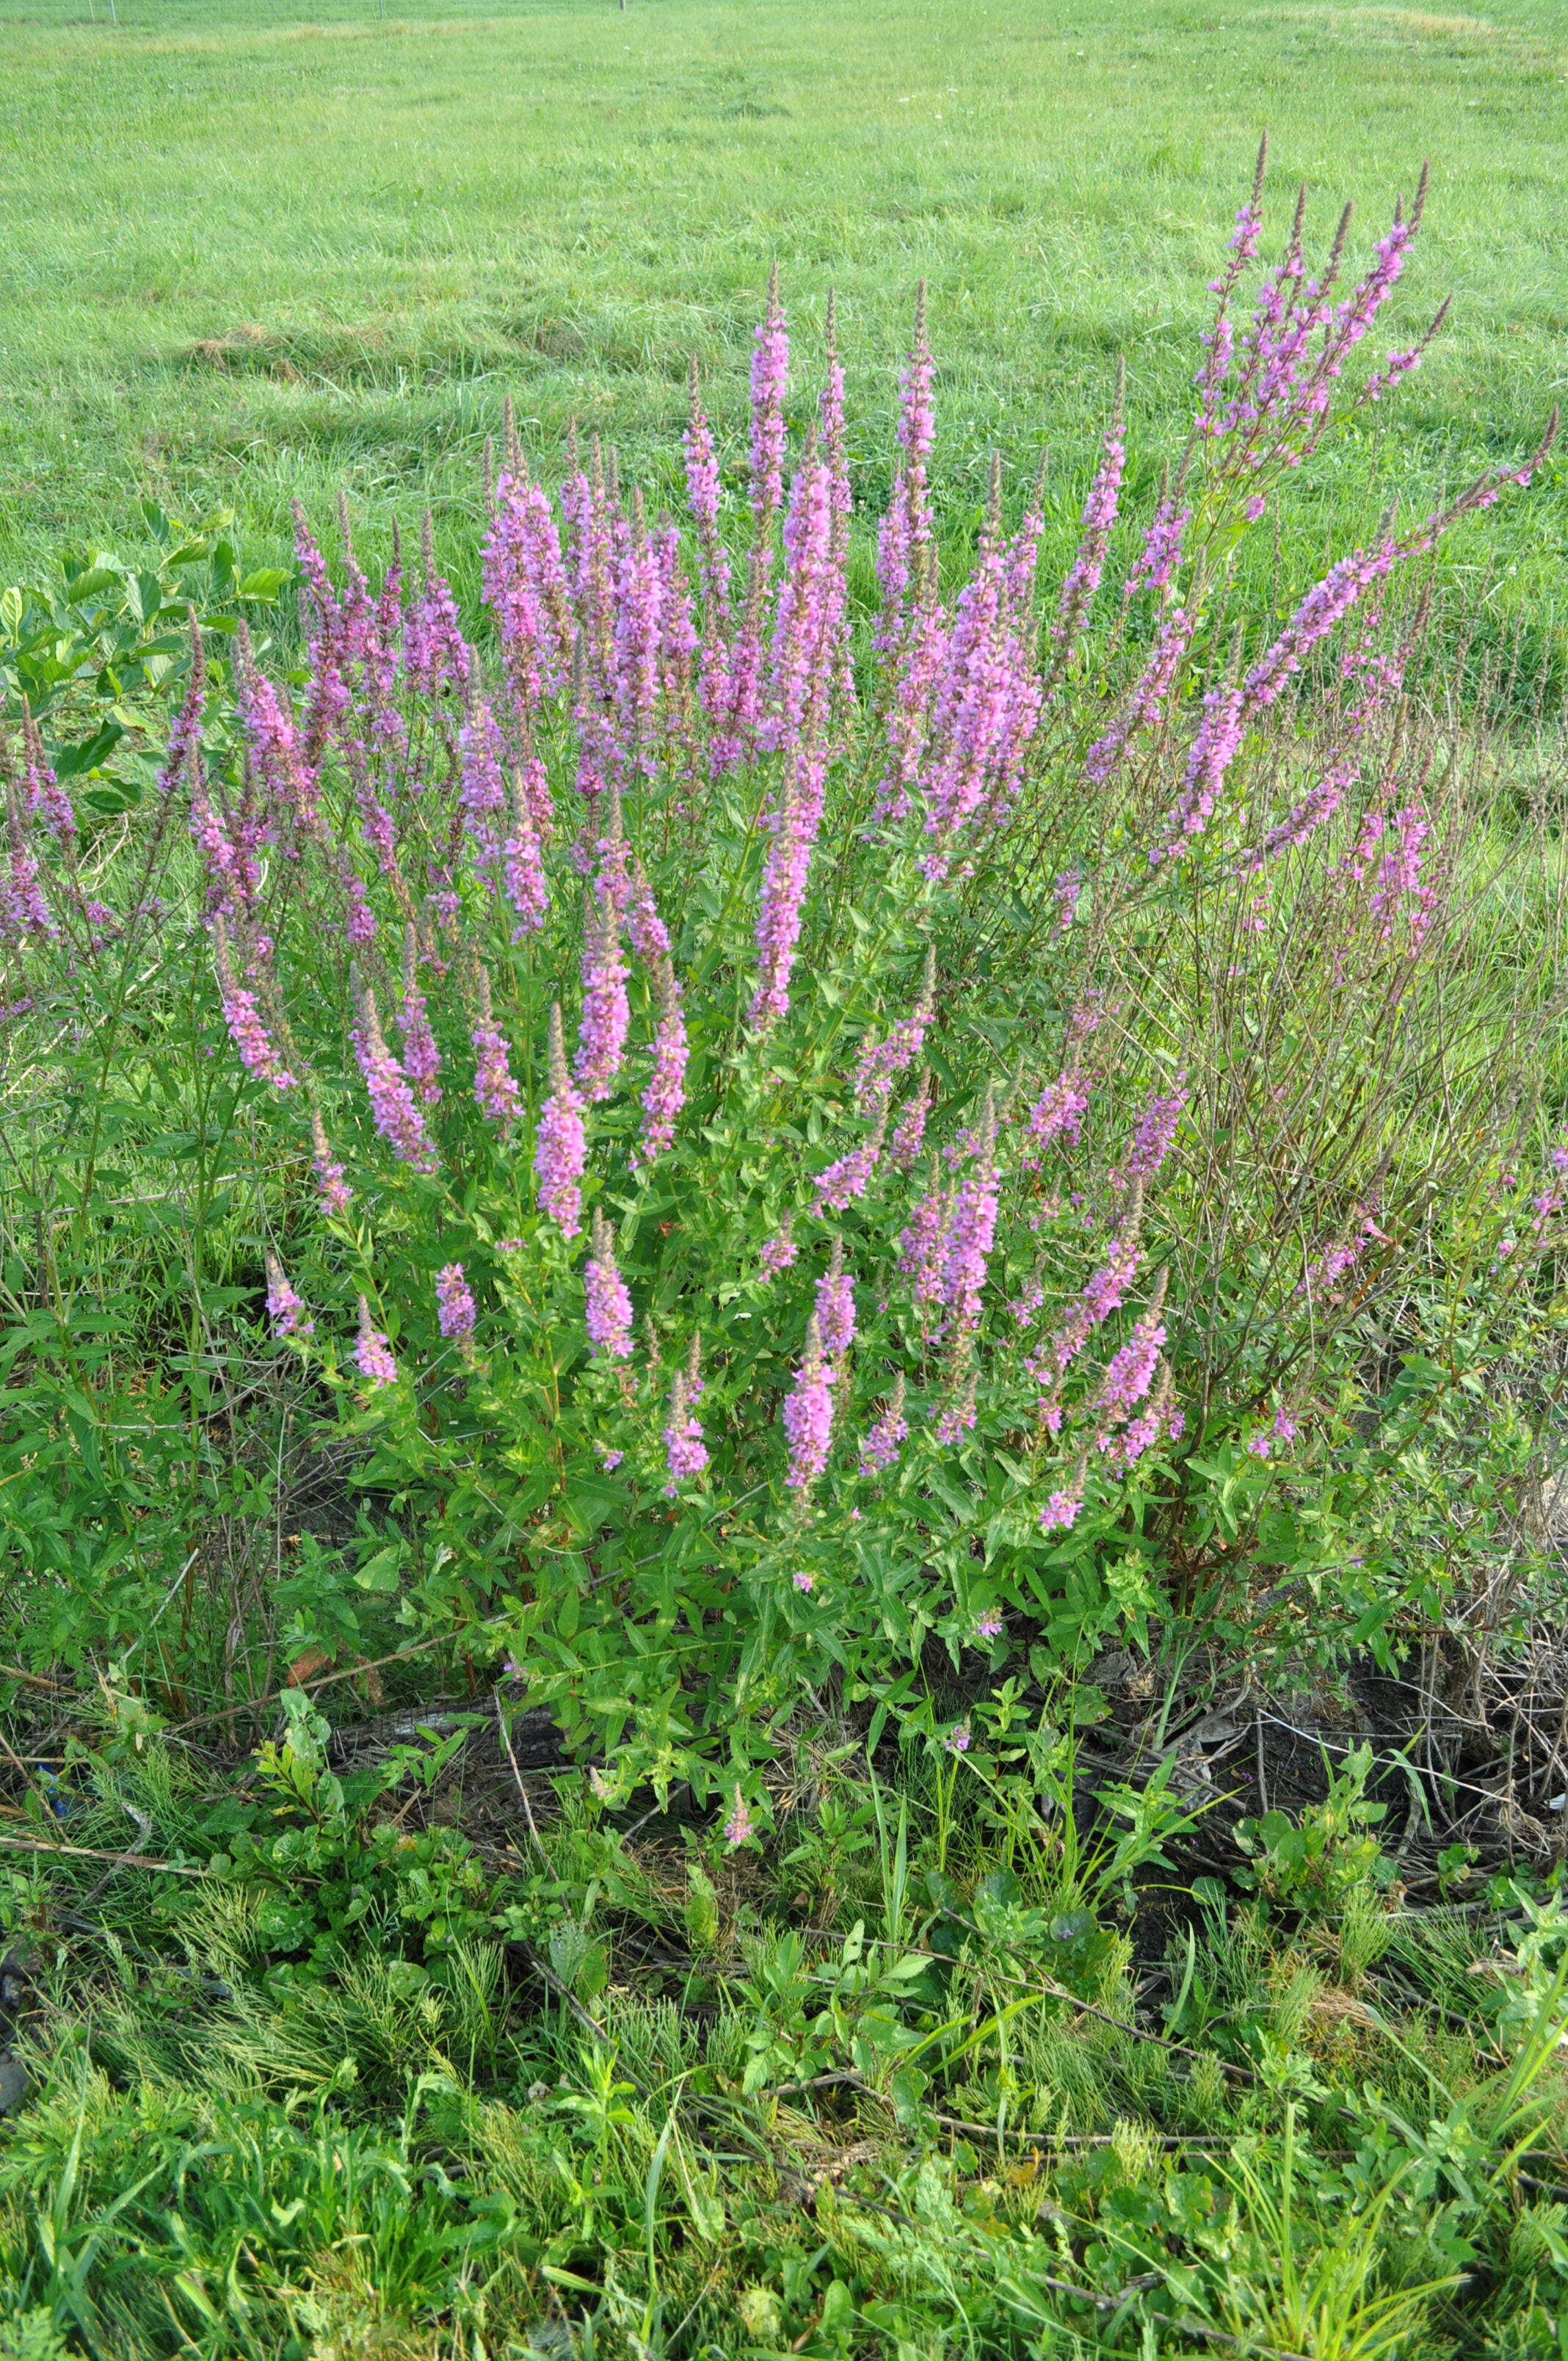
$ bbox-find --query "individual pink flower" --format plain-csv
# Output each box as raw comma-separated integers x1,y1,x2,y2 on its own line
1040,1490,1082,1534
435,1262,476,1342
355,1296,399,1388
783,1314,835,1493
535,1002,588,1238
975,1614,1003,1640
584,1209,634,1361
945,1724,971,1755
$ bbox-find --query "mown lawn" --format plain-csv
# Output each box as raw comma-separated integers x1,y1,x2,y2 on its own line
0,0,1564,622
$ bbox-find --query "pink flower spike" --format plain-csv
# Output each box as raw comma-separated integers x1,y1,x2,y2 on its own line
783,1313,835,1494
435,1262,476,1343
264,1251,313,1339
888,1073,932,1170
350,968,437,1170
503,765,550,939
859,1373,908,1475
471,966,525,1135
663,1366,709,1493
398,925,442,1108
584,1209,634,1362
310,1108,354,1217
749,265,789,527
793,1570,816,1594
355,1296,399,1389
576,845,631,1103
535,1001,588,1238
815,1238,857,1358
725,1791,756,1848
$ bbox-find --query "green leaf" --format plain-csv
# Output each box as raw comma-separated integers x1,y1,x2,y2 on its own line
52,721,125,779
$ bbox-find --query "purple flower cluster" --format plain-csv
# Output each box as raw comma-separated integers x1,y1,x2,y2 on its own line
936,1094,1000,1335
758,1222,799,1281
888,1075,932,1170
535,1002,588,1237
815,1242,857,1357
1114,1083,1188,1194
663,1368,708,1494
310,1109,354,1217
811,1113,886,1217
852,950,936,1114
265,1251,312,1338
355,1296,399,1388
435,1261,476,1343
859,1373,908,1474
398,929,442,1106
1053,404,1126,648
584,1211,634,1362
351,971,436,1169
783,1315,835,1493
749,268,789,527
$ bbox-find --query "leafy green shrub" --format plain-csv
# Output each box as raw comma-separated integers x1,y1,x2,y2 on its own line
1,163,1564,1835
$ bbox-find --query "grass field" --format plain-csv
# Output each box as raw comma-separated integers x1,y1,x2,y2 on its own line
0,0,1566,618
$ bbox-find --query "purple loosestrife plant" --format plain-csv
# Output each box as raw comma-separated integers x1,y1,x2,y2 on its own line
32,181,1550,1810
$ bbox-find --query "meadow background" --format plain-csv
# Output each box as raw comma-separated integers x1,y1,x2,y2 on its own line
0,0,1565,631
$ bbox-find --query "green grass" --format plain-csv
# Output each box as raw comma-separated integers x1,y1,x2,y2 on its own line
0,0,1565,621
